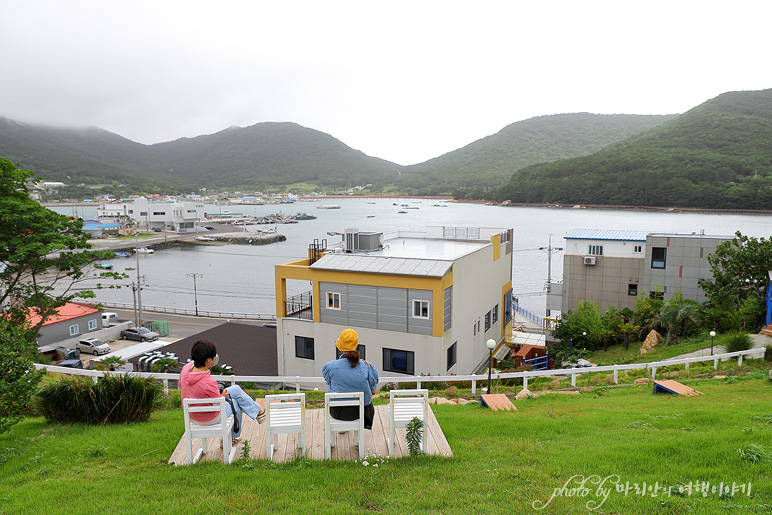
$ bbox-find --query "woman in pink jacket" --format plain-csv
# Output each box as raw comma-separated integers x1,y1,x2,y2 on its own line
179,340,265,443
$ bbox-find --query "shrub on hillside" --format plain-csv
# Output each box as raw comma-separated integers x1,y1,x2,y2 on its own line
725,333,753,353
36,374,162,425
764,345,772,362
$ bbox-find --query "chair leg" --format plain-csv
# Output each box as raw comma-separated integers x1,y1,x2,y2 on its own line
266,431,272,460
202,437,209,455
388,426,394,458
186,435,193,464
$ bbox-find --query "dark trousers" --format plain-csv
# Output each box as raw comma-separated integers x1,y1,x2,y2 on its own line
330,403,375,430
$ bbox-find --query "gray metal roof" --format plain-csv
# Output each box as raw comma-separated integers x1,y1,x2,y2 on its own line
564,229,648,241
309,253,453,278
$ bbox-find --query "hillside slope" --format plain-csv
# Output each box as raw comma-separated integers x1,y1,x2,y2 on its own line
400,113,676,192
496,89,772,209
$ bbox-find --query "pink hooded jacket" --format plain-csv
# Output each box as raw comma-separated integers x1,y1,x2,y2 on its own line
179,362,221,423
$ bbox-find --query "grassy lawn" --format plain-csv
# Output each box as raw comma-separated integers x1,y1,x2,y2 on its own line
2,370,771,514
586,334,730,366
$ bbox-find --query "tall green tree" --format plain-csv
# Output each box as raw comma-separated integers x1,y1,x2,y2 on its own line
699,231,772,331
0,157,121,433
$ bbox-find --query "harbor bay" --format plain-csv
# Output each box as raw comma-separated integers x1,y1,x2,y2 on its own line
51,200,772,318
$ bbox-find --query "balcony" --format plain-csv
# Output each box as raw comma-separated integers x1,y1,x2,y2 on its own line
285,291,313,320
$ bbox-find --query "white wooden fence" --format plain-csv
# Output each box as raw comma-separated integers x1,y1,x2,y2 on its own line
34,347,765,396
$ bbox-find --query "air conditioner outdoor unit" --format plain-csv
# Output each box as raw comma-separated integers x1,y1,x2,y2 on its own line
583,256,597,265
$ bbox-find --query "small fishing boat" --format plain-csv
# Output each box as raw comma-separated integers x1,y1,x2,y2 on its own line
113,251,131,257
397,210,407,214
95,263,114,270
134,247,154,254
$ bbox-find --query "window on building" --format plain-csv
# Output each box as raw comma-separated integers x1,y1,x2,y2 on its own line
485,311,491,330
504,289,513,325
326,292,341,310
153,211,165,216
88,319,97,330
492,304,499,324
588,245,604,256
628,284,638,296
128,209,134,214
139,211,147,216
633,245,642,253
447,342,457,370
412,300,430,318
651,247,667,269
649,290,664,300
188,209,196,213
383,348,414,375
473,322,477,335
69,324,79,336
295,336,315,360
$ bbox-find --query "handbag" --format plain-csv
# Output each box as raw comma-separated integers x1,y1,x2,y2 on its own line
218,382,240,433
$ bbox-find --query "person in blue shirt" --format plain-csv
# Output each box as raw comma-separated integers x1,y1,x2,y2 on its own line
322,328,380,429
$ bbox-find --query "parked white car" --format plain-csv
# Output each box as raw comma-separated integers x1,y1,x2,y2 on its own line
77,337,111,355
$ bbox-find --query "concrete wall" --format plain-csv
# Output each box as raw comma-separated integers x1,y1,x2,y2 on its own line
642,234,728,302
562,255,642,313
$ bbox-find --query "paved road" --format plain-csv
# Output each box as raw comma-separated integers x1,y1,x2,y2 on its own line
665,333,771,360
110,307,273,340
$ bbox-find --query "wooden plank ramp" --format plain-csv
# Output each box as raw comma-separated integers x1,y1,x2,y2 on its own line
653,380,703,397
168,404,452,465
480,393,518,411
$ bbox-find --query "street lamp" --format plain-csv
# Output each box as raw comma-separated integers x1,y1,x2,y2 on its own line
710,330,716,356
486,339,496,395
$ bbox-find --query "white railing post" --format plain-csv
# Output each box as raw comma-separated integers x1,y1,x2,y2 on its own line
613,370,618,384
296,377,300,393
684,362,689,371
522,376,528,391
571,373,576,387
163,378,169,397
714,358,719,370
738,354,743,367
651,367,657,380
417,380,421,389
471,379,476,395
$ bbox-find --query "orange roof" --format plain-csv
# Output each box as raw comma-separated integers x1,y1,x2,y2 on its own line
26,303,99,327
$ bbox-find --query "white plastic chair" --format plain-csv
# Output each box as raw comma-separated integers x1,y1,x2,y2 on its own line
324,392,364,459
388,389,429,457
264,393,306,461
183,397,236,465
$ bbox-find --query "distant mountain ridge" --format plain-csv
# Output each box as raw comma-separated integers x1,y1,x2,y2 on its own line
0,112,678,196
401,113,677,190
495,89,772,209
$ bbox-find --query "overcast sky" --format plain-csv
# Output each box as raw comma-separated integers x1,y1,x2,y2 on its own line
1,1,770,165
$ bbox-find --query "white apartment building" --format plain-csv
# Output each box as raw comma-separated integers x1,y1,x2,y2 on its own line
97,198,206,233
274,226,514,381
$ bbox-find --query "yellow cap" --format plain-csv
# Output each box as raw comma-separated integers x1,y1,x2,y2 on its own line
335,328,359,352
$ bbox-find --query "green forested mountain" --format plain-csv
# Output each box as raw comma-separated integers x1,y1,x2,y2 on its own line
496,89,772,209
0,119,401,192
400,113,676,193
143,122,402,189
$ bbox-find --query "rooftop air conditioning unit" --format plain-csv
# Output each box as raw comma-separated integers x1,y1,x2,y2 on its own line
583,256,597,265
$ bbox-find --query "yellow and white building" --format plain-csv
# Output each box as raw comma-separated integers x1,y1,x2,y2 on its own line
274,226,514,379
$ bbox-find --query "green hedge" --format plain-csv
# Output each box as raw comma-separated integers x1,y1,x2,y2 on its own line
36,374,162,425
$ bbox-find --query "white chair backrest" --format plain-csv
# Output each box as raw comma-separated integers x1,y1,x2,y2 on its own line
265,393,305,428
182,397,235,464
388,389,429,457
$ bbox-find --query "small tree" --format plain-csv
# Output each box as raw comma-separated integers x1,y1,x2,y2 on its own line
655,292,700,345
699,231,772,331
0,320,45,433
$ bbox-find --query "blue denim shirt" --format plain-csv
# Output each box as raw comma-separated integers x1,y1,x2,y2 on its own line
322,357,380,406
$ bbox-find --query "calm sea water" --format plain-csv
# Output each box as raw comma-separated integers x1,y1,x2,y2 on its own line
50,200,772,317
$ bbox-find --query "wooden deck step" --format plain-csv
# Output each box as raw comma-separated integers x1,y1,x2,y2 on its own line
480,394,517,411
653,380,703,397
168,403,452,465
761,324,772,336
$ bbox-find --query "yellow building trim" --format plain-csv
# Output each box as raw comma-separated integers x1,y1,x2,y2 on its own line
275,263,455,336
500,280,512,337
491,233,501,261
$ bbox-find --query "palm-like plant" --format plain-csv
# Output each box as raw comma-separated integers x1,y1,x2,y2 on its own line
655,293,700,345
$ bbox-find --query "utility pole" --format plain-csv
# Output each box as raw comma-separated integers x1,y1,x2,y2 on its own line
539,234,563,317
135,232,144,327
131,281,138,326
186,273,203,316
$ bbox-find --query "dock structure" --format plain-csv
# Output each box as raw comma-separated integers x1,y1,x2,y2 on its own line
653,380,703,396
168,403,453,464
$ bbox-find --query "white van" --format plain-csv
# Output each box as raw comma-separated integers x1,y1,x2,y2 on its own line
102,312,119,326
